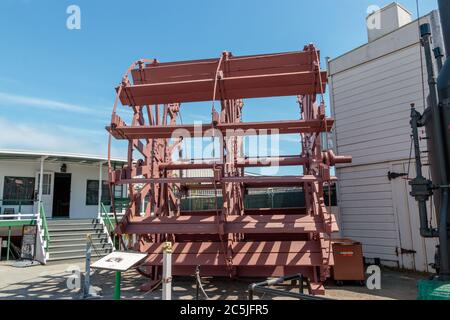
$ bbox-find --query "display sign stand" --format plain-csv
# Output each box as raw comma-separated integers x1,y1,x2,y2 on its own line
12,225,40,268
162,242,172,300
91,250,148,300
80,234,102,299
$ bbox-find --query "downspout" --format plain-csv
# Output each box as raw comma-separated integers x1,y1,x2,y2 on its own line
38,156,46,209
98,161,104,218
411,17,450,279
36,156,48,264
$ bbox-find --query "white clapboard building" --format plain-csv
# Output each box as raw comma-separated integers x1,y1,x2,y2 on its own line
328,3,445,272
0,150,126,263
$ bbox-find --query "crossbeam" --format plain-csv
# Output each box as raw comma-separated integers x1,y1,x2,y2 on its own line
123,214,338,235
110,174,329,185
108,119,334,139
142,241,333,267
120,51,327,105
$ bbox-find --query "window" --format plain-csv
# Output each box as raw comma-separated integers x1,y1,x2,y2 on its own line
86,180,111,205
37,173,52,195
3,177,35,205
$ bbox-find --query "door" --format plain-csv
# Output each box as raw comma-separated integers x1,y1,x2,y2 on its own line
391,162,438,272
34,172,54,217
52,173,71,218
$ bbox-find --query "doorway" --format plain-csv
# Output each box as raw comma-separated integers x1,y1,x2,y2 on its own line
52,173,71,218
34,172,54,217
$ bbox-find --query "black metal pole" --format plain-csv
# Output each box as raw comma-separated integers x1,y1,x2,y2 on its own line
247,274,332,301
434,47,444,72
420,23,450,278
436,0,450,280
410,104,437,238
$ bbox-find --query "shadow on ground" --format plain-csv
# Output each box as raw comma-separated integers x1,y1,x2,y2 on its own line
0,261,423,300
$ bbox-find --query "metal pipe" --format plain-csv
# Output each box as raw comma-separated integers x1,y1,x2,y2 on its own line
421,24,450,275
437,0,450,280
438,188,450,279
98,162,103,218
159,156,309,170
410,105,437,238
434,47,444,72
249,286,331,300
248,274,332,301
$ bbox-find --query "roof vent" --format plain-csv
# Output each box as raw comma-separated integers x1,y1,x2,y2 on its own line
366,2,412,42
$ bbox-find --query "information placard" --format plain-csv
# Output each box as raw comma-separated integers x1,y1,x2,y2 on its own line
20,225,37,260
91,251,147,272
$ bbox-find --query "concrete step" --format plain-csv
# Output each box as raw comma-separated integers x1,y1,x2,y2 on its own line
49,247,112,255
46,218,113,262
47,219,100,225
50,236,109,245
48,221,102,230
49,233,107,242
48,225,103,234
48,248,113,261
49,241,112,251
48,227,104,233
47,221,101,227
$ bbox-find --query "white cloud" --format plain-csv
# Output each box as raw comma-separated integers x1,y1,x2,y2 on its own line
56,125,106,137
0,91,108,115
0,117,124,157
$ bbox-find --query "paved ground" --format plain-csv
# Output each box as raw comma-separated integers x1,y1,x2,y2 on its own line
0,260,424,300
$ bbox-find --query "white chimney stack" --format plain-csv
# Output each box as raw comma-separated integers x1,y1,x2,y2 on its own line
367,2,412,42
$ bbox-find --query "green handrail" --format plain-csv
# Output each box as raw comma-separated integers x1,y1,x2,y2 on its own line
100,203,115,233
101,202,117,248
39,202,50,252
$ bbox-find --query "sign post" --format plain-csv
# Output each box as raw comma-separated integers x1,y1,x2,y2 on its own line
91,251,147,300
162,242,173,300
80,234,102,299
114,271,121,300
20,225,37,260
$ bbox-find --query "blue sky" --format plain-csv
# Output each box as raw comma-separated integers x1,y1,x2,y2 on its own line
0,0,439,173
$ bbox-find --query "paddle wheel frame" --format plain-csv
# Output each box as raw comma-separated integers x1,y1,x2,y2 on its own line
107,44,352,294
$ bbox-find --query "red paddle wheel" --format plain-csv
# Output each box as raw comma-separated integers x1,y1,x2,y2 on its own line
107,44,352,294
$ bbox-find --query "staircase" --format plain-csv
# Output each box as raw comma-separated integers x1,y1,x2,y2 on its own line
47,219,114,261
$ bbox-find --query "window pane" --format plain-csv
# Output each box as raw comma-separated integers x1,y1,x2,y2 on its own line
37,174,52,195
86,180,111,205
102,181,111,205
3,177,35,205
86,180,98,205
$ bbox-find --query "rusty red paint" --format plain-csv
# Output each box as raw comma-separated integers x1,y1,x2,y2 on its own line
107,44,352,295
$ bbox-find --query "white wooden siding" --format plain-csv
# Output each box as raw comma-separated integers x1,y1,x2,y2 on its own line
329,12,440,271
331,44,429,167
336,163,400,264
0,160,110,219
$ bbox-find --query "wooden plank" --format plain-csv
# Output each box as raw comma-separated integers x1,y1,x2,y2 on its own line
125,214,337,234
142,240,331,267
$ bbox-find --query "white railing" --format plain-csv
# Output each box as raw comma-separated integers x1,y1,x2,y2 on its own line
0,213,38,220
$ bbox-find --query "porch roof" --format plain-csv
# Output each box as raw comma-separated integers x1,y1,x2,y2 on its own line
0,149,126,166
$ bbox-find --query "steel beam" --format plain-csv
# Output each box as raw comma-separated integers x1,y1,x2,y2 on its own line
108,119,334,140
